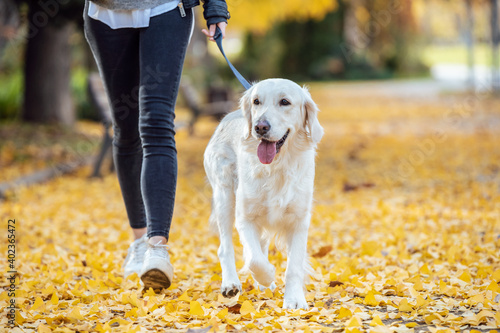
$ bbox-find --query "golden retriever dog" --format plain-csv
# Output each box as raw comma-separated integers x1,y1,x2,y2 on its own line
204,79,323,309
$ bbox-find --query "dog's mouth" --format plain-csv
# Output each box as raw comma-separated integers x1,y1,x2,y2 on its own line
257,130,290,164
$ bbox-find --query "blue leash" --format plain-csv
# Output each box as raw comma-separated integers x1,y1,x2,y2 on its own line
214,27,252,90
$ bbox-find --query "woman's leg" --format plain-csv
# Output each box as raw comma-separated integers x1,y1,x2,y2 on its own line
84,11,147,236
138,8,194,243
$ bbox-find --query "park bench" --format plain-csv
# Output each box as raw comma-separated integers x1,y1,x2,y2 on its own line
179,81,235,135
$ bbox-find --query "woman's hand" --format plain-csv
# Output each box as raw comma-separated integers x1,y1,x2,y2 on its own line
202,21,227,42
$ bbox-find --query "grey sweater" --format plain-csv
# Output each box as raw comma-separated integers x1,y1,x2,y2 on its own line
91,0,178,10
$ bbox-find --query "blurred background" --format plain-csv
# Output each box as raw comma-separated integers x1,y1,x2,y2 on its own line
0,0,499,186
0,0,499,125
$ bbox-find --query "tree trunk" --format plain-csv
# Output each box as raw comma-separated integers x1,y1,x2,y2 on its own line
0,0,19,54
22,3,74,126
491,0,500,92
465,0,475,88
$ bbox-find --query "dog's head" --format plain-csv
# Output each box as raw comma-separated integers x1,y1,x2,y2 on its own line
240,79,324,164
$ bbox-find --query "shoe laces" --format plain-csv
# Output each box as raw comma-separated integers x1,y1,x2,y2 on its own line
148,241,170,260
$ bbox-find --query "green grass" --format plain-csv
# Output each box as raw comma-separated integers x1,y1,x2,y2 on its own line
0,71,23,120
422,43,493,67
0,67,97,121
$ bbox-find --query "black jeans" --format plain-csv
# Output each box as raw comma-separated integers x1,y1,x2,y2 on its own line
84,6,193,240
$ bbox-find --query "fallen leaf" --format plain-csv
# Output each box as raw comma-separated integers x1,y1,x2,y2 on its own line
313,245,333,258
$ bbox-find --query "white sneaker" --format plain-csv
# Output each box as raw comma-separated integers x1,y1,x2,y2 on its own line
140,241,174,290
123,234,147,278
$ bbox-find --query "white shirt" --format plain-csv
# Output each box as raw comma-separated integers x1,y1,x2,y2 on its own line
88,0,181,29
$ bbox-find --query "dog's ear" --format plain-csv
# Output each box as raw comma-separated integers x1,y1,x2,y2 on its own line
239,84,255,139
302,86,324,144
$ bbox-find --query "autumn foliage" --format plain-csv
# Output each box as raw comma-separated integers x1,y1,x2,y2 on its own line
1,83,500,332
227,0,338,33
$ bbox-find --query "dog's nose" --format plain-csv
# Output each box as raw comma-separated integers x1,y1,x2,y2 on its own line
255,120,271,136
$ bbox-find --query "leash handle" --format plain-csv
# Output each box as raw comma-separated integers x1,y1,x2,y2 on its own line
214,26,252,90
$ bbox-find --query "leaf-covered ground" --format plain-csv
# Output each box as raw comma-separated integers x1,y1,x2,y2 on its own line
0,122,101,183
1,82,500,332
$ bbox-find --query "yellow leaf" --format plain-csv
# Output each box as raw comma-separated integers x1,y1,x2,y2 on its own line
474,310,496,325
50,293,59,306
189,301,204,316
337,307,352,319
107,318,131,328
88,303,99,315
144,288,156,297
369,315,384,326
67,307,84,321
210,274,221,281
469,293,485,305
408,286,419,299
31,297,45,312
178,291,190,302
492,269,500,282
125,308,138,318
413,279,424,291
420,263,431,275
125,308,137,318
240,300,256,315
459,270,472,283
137,306,147,317
121,292,130,305
361,241,379,256
425,313,443,324
264,288,273,299
0,291,9,301
487,281,500,292
16,310,26,325
217,307,228,319
398,299,413,312
406,322,418,328
38,323,52,333
226,318,239,325
439,280,447,293
416,294,427,307
129,292,139,307
345,316,362,327
364,290,379,307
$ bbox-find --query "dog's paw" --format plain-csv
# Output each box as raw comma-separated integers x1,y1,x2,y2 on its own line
258,281,277,292
221,281,242,298
283,299,309,310
283,296,309,310
248,259,275,287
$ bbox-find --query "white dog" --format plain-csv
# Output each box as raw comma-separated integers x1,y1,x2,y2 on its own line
203,79,323,309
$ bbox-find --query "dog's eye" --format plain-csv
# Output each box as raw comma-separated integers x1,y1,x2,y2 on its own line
279,99,291,106
253,98,260,105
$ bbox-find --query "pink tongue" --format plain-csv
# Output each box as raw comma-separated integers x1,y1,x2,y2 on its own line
257,140,277,164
